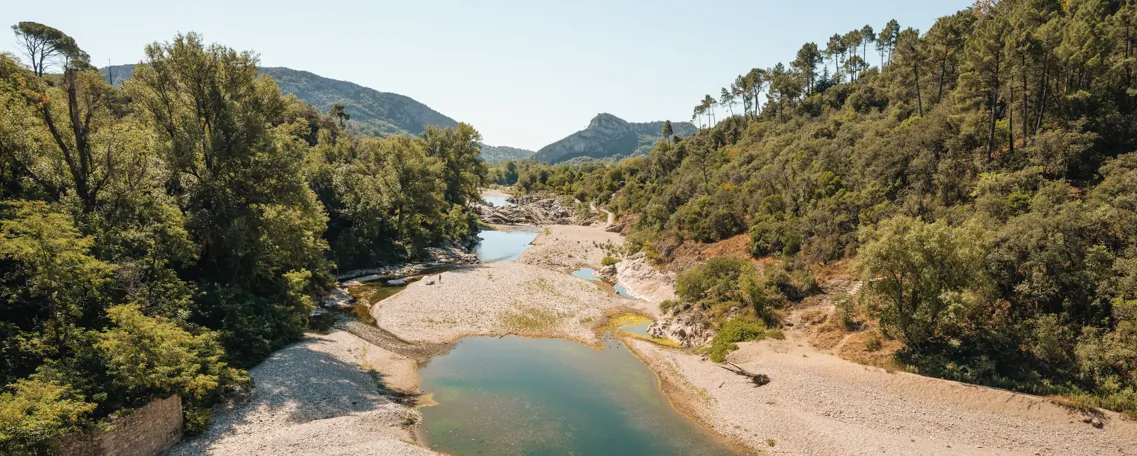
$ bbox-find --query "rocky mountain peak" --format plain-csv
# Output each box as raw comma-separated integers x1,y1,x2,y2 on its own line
588,113,630,129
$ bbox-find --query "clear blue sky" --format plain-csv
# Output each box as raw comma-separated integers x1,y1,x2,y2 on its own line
1,0,972,150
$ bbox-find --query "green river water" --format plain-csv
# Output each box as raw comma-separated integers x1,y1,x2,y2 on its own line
418,335,742,455
413,200,745,455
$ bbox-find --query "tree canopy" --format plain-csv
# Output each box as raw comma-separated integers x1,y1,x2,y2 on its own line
0,24,488,450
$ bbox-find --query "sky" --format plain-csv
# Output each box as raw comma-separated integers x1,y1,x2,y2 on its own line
1,0,973,151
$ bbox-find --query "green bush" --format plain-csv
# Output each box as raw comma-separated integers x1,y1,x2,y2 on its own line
677,257,755,304
709,319,767,362
601,255,618,267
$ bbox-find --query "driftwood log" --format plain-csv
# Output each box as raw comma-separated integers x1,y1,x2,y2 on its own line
718,362,770,386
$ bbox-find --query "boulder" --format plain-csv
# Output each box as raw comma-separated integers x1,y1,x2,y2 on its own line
320,287,355,310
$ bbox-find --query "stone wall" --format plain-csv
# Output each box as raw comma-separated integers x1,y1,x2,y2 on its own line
59,395,183,456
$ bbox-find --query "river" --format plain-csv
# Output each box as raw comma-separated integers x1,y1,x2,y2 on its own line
413,206,743,455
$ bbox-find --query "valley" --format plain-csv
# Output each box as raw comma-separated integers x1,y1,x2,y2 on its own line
5,2,1137,455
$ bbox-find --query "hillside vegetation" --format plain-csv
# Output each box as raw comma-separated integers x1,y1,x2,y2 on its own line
104,64,457,137
259,67,459,136
480,144,535,164
495,0,1137,416
0,25,486,453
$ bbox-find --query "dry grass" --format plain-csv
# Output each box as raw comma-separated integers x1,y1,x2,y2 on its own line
499,302,563,333
836,330,905,371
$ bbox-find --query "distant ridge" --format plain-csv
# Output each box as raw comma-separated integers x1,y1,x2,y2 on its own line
102,64,454,137
534,114,697,163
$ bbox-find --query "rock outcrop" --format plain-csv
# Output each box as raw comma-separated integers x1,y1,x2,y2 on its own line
611,252,678,303
533,113,697,163
647,307,716,348
336,242,477,282
474,195,582,225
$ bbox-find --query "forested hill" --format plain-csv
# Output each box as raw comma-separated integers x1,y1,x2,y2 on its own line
480,144,535,163
499,1,1137,418
259,67,459,136
533,113,697,163
101,64,459,137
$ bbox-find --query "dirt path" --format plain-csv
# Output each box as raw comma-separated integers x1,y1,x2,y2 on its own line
590,202,615,228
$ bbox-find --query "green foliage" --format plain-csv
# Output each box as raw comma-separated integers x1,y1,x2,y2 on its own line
480,144,534,164
858,216,990,348
258,66,459,137
496,2,1137,415
709,319,766,362
0,379,95,455
97,304,247,403
601,255,617,267
0,24,490,449
677,257,755,306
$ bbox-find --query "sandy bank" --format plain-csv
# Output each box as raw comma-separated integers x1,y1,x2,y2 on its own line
631,333,1137,456
375,261,654,345
167,331,432,456
481,188,511,198
517,224,622,272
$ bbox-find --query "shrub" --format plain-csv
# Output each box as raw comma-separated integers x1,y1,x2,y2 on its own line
601,255,618,267
677,257,755,304
0,379,96,455
709,319,766,362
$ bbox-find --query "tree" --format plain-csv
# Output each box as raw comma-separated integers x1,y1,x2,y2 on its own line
878,19,901,66
792,42,823,95
858,217,990,349
10,22,86,77
844,55,868,81
731,76,748,117
328,103,350,128
960,14,1009,162
422,123,488,210
129,32,331,365
662,120,674,144
826,34,847,81
720,87,736,117
894,27,925,116
702,94,717,125
97,304,245,403
861,24,876,64
744,68,766,117
6,24,118,214
843,29,864,68
0,201,114,385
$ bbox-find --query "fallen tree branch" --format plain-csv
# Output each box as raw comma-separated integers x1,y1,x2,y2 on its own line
718,362,770,386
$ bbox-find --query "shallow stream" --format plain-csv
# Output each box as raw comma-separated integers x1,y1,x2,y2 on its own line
356,202,742,455
482,194,514,207
474,230,538,262
417,335,740,455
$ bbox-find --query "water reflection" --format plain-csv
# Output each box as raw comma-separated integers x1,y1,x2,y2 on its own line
482,195,514,207
475,230,538,262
